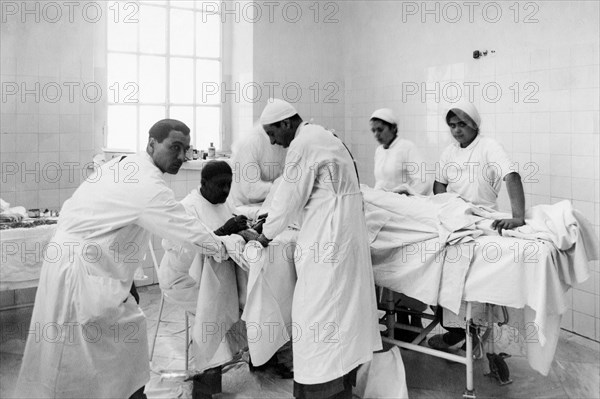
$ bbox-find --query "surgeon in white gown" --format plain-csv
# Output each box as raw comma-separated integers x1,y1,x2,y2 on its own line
229,123,287,207
257,99,382,399
14,120,226,399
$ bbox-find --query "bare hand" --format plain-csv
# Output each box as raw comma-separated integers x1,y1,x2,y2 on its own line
491,218,525,235
257,233,272,247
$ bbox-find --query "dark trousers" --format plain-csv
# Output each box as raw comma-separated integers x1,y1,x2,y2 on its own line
129,386,147,399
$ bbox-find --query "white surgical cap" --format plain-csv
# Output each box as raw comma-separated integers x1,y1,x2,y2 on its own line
260,98,298,125
370,108,398,126
446,101,481,130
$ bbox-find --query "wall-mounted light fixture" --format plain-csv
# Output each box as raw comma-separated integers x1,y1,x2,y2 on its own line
473,50,496,59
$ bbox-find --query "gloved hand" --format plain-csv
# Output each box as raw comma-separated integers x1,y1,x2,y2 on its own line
215,215,248,236
237,229,260,243
257,233,272,248
251,219,266,234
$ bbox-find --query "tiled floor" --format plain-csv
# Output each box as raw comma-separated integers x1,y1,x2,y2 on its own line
1,285,599,398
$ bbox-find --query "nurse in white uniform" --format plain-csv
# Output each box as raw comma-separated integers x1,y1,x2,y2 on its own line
370,108,431,195
433,102,525,232
430,102,525,352
14,119,225,399
257,99,382,399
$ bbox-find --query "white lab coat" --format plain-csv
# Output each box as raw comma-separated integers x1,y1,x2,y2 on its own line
160,190,247,371
229,125,287,206
436,135,515,210
374,137,431,195
14,153,223,399
262,123,382,385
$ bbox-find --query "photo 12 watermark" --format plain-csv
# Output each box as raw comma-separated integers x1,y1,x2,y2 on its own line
400,1,540,24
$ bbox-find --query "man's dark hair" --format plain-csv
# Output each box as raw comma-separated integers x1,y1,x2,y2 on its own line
201,161,232,181
271,113,302,128
149,119,190,143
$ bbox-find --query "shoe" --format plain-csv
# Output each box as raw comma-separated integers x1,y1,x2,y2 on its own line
427,333,465,352
272,363,294,379
394,328,420,343
249,355,293,379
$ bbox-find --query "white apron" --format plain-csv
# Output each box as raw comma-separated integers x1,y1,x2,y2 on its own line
263,123,382,385
14,153,223,398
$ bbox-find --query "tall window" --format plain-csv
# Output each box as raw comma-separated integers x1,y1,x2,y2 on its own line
106,0,222,152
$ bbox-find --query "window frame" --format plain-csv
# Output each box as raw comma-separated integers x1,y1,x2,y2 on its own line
105,0,224,152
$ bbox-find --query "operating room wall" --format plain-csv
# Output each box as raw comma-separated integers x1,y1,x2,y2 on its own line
251,1,346,138
342,1,600,340
0,4,104,213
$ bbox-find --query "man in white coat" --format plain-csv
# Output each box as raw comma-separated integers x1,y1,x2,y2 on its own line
229,123,288,207
14,119,226,399
256,99,382,399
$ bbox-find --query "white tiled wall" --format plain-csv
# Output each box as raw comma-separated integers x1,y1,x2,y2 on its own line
340,1,599,340
0,6,102,212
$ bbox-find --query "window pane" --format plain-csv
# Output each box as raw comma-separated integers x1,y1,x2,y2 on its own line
196,60,221,105
139,106,166,151
107,106,137,150
170,106,195,144
107,54,137,104
195,1,219,12
170,9,194,56
139,5,166,54
170,58,194,103
139,56,166,103
195,106,220,150
171,0,195,8
107,1,138,52
196,12,220,58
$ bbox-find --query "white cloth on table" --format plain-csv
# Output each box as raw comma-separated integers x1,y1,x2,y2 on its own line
262,122,382,385
229,125,287,207
14,153,224,399
374,137,431,195
364,189,597,375
363,187,481,311
0,224,56,290
436,135,516,210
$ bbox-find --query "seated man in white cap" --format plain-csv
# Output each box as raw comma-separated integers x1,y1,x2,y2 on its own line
370,108,431,195
256,98,382,399
159,161,252,398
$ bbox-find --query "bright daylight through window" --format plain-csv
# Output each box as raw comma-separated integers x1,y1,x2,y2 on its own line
106,0,222,152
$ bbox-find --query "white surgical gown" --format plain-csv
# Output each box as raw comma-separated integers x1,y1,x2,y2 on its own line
436,135,515,210
374,137,431,195
262,123,382,385
14,153,223,399
229,125,287,206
